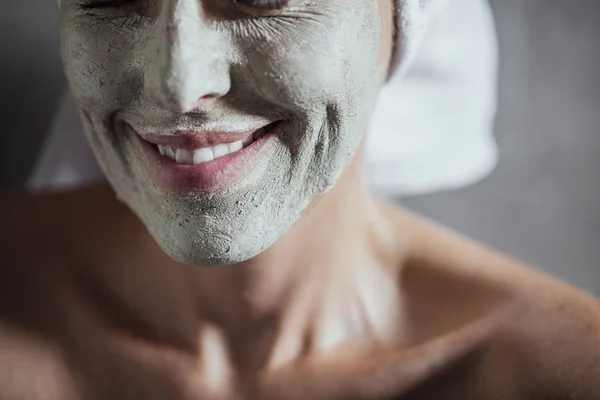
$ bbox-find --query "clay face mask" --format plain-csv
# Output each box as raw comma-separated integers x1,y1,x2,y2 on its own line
59,0,385,267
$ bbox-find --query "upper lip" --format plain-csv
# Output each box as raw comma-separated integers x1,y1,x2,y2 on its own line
128,125,269,150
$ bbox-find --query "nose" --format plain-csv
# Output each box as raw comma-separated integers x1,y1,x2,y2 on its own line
144,0,231,113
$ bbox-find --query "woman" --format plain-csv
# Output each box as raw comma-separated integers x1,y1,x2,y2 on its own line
1,0,598,399
32,0,499,198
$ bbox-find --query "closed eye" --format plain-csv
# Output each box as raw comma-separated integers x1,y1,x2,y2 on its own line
232,0,290,10
80,0,291,11
77,0,151,29
78,0,138,9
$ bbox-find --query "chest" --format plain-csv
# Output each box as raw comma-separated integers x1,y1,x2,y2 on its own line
64,337,493,400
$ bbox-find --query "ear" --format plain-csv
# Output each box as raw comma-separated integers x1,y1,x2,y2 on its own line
389,0,450,79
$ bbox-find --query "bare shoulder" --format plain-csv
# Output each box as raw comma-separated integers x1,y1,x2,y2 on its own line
1,190,66,268
383,202,599,303
0,184,122,270
386,204,600,398
0,184,120,322
0,186,117,400
0,323,79,400
0,188,82,311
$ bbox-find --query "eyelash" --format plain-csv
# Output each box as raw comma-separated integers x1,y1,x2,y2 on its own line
78,0,149,28
79,0,290,12
232,0,289,10
78,0,139,10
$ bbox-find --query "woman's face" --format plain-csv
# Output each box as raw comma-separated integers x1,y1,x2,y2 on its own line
60,0,393,266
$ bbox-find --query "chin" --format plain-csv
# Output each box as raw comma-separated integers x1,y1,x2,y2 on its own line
123,185,293,268
147,223,280,268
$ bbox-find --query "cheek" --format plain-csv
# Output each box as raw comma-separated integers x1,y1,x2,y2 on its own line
237,9,381,115
61,19,144,111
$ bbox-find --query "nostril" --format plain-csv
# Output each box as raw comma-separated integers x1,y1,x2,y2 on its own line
146,85,220,114
144,58,230,113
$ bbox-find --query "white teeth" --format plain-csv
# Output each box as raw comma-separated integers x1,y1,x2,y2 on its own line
229,140,243,153
193,148,215,164
175,149,193,165
213,144,229,159
165,146,176,159
155,126,270,165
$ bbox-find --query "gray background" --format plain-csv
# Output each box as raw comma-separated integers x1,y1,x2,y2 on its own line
1,1,599,294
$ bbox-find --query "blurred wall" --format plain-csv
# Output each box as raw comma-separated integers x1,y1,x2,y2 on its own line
403,0,600,294
0,1,64,189
0,1,598,292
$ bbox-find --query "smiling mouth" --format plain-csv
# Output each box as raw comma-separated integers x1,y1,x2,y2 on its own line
131,120,284,194
155,124,271,165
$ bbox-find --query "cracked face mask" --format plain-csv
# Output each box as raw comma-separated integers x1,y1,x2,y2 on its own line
58,0,445,267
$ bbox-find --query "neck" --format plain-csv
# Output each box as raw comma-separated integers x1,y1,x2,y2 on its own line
77,147,405,370
189,150,396,323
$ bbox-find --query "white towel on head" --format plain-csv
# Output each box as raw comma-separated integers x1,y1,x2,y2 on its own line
391,0,450,78
30,0,498,196
367,0,499,197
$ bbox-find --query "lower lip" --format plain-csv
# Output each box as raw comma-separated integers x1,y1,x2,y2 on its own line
131,123,282,194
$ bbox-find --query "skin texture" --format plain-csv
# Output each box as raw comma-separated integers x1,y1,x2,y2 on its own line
1,186,600,399
60,0,386,266
0,0,599,399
